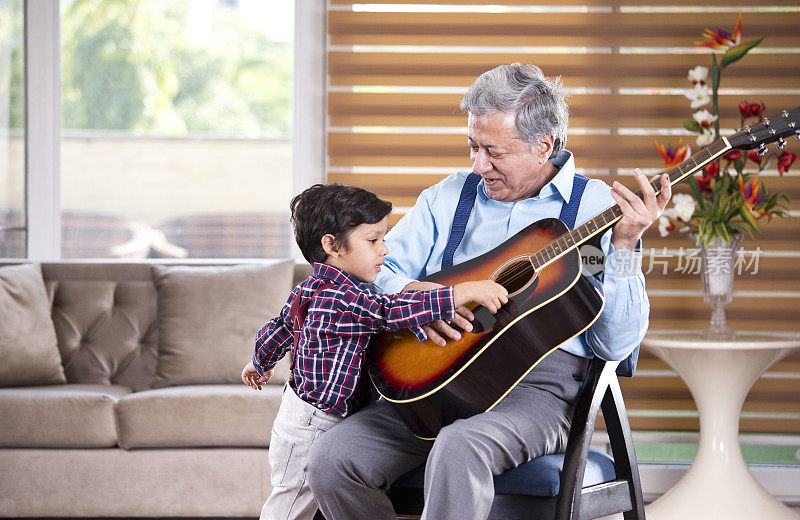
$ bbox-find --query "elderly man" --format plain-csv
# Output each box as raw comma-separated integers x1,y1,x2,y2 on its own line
306,63,671,520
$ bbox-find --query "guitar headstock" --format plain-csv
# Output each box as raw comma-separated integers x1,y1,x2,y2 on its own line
727,106,800,151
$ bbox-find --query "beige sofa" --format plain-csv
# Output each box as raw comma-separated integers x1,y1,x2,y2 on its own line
0,259,309,518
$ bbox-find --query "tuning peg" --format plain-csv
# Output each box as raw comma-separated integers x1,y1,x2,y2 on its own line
757,143,768,156
777,138,787,149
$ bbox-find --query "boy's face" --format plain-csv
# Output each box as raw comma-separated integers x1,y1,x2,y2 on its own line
325,216,390,283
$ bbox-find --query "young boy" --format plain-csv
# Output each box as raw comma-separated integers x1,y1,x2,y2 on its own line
241,183,508,520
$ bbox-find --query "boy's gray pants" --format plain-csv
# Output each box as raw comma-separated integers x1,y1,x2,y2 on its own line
307,349,588,520
260,383,343,520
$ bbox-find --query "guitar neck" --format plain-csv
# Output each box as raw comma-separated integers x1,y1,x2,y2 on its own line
531,138,732,269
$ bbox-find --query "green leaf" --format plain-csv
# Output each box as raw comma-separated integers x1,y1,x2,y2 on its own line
687,176,706,212
721,38,764,69
683,120,703,133
739,204,760,230
721,224,732,243
711,55,720,139
734,157,745,175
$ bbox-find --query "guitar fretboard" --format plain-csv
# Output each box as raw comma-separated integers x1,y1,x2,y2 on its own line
528,139,729,268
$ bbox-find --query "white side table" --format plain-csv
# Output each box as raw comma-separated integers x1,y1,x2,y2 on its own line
643,330,800,520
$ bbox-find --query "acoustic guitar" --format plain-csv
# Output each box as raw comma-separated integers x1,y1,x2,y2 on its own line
366,107,800,439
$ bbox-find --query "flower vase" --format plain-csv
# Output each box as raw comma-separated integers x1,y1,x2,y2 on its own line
693,233,743,339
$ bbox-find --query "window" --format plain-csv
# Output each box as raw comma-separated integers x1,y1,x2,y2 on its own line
0,0,25,258
60,0,294,258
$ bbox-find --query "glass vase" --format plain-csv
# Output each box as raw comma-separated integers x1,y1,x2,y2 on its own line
692,233,743,339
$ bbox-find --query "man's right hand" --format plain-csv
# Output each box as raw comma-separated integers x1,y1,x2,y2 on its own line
402,280,475,347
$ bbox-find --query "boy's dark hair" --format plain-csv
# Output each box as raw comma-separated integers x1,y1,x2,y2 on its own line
290,183,392,264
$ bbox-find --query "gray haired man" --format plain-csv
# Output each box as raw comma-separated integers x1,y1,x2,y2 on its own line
306,63,669,520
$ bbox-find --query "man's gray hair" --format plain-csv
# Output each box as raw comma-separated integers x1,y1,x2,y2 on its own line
460,63,569,158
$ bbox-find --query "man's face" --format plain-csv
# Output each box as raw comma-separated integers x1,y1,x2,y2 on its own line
467,111,553,203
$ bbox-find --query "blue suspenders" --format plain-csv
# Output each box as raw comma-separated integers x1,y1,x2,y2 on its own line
441,173,481,270
440,172,639,377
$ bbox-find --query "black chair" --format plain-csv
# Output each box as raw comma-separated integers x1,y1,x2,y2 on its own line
386,357,645,520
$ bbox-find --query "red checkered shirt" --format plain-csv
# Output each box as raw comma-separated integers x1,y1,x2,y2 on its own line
252,263,455,417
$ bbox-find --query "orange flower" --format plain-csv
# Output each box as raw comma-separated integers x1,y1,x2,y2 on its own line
654,139,691,168
696,12,741,51
739,175,773,221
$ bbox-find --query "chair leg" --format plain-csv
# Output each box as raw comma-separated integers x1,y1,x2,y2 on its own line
555,359,612,520
602,378,645,520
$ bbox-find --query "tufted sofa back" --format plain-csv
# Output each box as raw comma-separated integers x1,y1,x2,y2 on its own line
0,260,311,392
42,262,161,391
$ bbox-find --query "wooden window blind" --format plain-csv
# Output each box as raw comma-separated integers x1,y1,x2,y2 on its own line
327,1,800,434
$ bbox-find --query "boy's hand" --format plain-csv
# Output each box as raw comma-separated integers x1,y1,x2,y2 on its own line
242,361,272,391
453,280,509,314
403,280,475,347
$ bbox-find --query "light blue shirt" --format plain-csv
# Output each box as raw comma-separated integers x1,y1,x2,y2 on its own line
374,150,649,360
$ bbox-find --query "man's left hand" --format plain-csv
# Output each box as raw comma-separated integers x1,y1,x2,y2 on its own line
610,169,671,251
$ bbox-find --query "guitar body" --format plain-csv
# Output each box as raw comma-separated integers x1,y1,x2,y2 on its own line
366,218,605,439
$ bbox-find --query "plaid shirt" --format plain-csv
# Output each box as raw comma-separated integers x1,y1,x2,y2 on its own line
252,263,455,417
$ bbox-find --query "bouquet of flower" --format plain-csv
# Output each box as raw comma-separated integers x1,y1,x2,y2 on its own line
655,12,795,245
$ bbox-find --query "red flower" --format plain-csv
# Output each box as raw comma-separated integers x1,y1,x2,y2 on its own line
738,101,748,117
704,161,720,177
747,149,762,165
724,150,742,161
778,150,798,176
738,101,765,119
696,173,713,193
695,162,720,193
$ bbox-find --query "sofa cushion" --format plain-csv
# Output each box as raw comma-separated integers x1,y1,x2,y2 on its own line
0,384,131,448
0,263,65,386
151,261,293,388
117,384,282,449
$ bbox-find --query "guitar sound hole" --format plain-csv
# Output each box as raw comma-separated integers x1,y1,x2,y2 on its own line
495,260,535,294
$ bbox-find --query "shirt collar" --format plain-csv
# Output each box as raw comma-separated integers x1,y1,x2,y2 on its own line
312,262,365,288
550,149,577,203
476,149,576,204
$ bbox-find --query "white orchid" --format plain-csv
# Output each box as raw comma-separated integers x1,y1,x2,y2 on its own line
658,216,674,237
671,193,697,222
687,66,709,85
685,84,711,109
696,130,714,146
692,109,718,128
